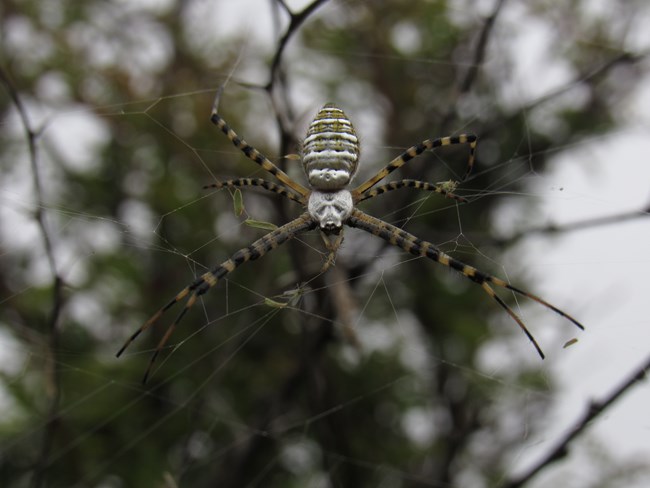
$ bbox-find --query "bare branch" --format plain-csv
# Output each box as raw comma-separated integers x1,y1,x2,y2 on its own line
440,0,507,131
503,354,650,488
459,0,507,94
266,0,329,90
519,51,644,115
492,202,650,247
0,66,65,488
480,50,647,141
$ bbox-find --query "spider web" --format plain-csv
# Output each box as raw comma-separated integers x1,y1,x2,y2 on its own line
2,1,650,487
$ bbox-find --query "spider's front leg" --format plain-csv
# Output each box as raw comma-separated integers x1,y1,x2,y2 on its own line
203,178,306,205
352,134,477,198
356,179,468,204
209,92,309,198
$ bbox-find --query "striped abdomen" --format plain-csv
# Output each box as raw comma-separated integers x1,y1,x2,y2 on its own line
302,104,360,190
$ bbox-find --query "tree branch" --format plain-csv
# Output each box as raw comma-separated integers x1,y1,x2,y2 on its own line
503,354,650,488
440,0,507,131
266,0,329,91
491,201,650,248
0,66,65,488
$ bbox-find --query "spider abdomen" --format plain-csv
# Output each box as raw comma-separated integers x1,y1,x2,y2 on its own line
302,104,360,190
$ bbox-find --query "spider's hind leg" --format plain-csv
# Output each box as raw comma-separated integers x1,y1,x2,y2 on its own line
346,209,584,357
117,212,317,383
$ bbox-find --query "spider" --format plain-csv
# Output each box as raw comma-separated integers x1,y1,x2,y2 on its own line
117,95,584,383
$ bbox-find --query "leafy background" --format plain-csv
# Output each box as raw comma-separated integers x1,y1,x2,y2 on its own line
1,1,649,487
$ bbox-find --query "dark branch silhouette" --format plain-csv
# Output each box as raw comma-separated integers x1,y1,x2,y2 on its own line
266,0,330,90
0,67,65,488
504,354,650,488
491,202,650,248
440,0,507,131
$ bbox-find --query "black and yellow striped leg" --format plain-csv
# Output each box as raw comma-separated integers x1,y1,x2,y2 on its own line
346,209,584,357
356,179,468,204
117,212,317,383
352,134,477,197
210,108,309,198
203,177,305,205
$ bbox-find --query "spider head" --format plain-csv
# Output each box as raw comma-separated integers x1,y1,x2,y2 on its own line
308,189,353,233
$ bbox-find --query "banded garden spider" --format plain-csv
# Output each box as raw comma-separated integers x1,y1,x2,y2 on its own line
117,95,584,383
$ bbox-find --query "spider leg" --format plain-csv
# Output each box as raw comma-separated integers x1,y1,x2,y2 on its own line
117,212,317,383
346,209,584,357
203,177,305,204
211,103,309,198
357,179,468,204
352,134,477,197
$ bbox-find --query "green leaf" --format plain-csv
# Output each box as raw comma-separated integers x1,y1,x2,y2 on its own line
264,297,289,308
232,188,244,216
243,219,278,231
264,286,307,309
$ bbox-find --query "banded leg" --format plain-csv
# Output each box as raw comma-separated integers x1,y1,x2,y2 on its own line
346,209,584,357
352,134,477,197
203,177,305,205
211,107,309,198
117,212,317,383
356,179,468,204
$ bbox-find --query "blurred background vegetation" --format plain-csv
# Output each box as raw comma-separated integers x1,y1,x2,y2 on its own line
1,1,649,487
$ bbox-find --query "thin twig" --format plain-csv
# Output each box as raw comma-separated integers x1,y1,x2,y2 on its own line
266,0,329,90
439,0,507,131
492,202,650,247
0,66,65,488
460,0,507,94
503,354,650,488
519,51,643,115
479,50,646,141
